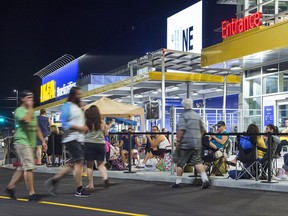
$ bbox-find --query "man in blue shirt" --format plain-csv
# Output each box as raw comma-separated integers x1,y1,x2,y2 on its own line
209,121,229,150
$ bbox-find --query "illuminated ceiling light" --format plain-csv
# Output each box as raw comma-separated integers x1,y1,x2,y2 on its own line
173,95,180,99
215,88,223,92
191,92,199,96
171,86,179,90
152,90,158,94
266,68,278,72
230,66,242,71
135,94,144,98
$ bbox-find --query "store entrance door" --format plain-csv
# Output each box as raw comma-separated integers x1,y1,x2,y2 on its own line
277,100,288,129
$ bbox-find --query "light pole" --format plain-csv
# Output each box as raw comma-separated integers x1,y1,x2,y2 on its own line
13,89,18,108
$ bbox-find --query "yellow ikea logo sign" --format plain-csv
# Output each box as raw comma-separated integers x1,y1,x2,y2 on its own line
40,80,56,102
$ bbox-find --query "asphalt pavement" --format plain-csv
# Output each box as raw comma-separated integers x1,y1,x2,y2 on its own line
1,168,288,216
2,146,288,215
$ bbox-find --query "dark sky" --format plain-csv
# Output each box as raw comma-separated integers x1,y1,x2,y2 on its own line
0,0,235,117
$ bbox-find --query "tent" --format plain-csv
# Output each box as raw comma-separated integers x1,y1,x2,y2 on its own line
84,97,145,131
106,117,137,126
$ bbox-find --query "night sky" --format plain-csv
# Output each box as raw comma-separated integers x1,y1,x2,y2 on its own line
0,0,235,118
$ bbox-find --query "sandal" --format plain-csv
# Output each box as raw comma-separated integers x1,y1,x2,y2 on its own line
225,161,236,167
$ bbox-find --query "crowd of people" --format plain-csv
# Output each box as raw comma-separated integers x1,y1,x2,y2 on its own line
3,88,288,201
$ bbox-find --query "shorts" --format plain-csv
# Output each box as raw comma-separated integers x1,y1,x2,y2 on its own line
37,136,49,146
63,140,84,162
175,148,202,168
15,144,35,171
151,149,165,156
84,142,105,162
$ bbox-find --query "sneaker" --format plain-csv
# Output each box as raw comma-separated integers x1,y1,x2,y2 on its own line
137,163,145,168
44,178,57,196
170,183,181,188
103,179,110,189
28,194,41,202
75,188,92,197
275,174,288,181
4,188,16,199
201,181,210,189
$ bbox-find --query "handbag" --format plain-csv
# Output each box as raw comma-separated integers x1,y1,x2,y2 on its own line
105,140,110,153
163,151,172,171
214,149,227,159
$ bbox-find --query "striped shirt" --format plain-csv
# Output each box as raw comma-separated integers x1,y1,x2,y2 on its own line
176,109,205,150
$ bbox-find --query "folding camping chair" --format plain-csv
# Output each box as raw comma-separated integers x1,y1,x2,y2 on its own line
202,138,231,176
235,136,266,180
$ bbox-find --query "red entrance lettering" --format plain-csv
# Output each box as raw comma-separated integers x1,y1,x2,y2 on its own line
222,12,262,39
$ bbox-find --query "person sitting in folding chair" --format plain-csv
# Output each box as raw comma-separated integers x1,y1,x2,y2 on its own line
226,124,267,180
205,121,229,176
263,124,280,158
138,126,170,168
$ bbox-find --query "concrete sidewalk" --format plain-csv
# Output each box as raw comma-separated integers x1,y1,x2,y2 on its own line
2,155,288,193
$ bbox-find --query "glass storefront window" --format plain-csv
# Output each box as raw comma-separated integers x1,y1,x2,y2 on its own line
279,61,288,71
262,63,278,74
279,72,288,92
243,97,261,116
244,116,261,131
278,104,288,127
244,78,261,97
245,67,261,78
262,75,278,94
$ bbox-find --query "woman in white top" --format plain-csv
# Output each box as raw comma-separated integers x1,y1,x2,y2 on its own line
139,125,170,167
84,105,109,189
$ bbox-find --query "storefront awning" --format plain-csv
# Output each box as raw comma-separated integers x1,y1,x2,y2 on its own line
201,20,288,70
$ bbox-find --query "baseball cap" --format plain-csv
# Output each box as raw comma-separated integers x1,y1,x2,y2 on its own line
217,121,226,127
19,90,33,98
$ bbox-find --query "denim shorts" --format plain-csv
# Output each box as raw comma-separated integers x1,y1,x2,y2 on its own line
84,142,105,162
64,140,84,162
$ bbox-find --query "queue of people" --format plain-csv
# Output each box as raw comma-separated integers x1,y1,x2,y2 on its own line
4,88,288,202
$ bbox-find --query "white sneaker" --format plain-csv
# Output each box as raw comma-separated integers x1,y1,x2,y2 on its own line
274,174,288,181
137,163,145,168
280,175,288,180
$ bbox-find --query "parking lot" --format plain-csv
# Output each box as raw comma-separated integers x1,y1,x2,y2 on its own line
1,167,288,216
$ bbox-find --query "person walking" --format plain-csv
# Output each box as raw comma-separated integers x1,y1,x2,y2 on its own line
45,87,91,197
36,108,52,165
4,90,47,201
83,105,109,189
171,98,210,189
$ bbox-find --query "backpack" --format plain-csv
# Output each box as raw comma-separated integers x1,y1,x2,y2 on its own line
111,159,126,170
240,136,252,150
212,158,228,175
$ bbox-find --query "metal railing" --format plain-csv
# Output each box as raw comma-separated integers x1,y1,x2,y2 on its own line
108,131,286,184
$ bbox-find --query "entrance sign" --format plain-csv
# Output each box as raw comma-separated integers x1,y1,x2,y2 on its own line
222,12,262,39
